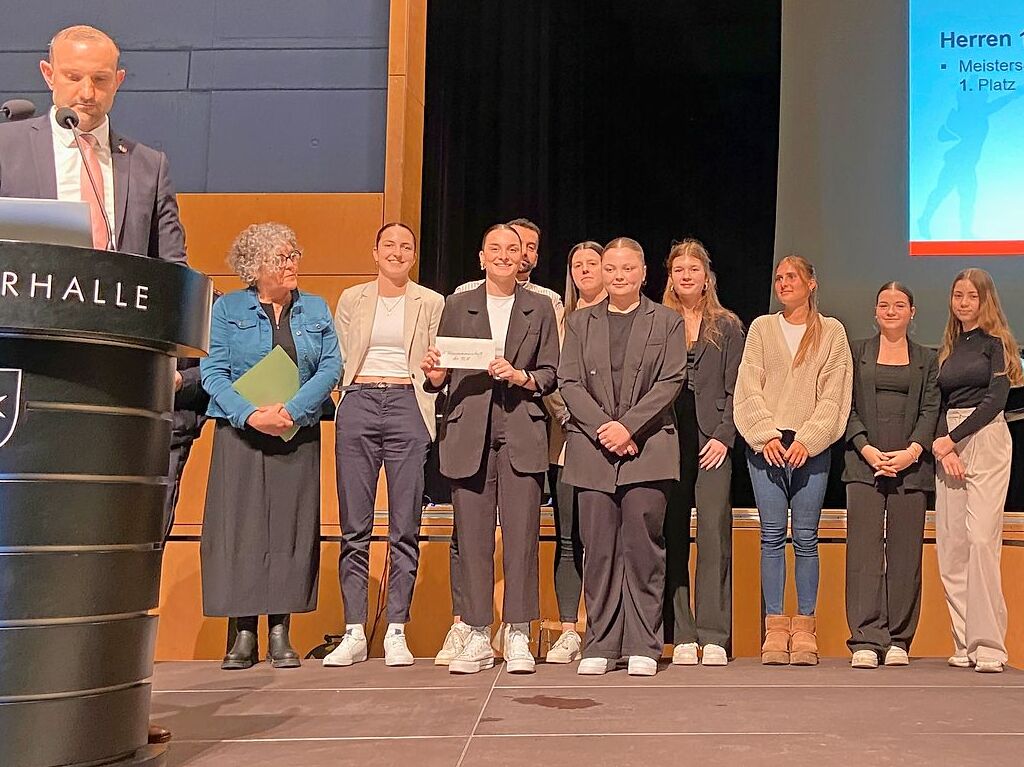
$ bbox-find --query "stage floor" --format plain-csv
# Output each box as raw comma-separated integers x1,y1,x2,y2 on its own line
152,658,1023,766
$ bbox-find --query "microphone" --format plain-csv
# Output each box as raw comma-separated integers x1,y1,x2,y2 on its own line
1,99,36,121
55,107,114,251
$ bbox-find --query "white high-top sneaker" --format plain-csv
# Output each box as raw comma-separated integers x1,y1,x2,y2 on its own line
434,622,472,666
383,629,414,667
449,628,496,674
503,624,535,674
322,631,368,667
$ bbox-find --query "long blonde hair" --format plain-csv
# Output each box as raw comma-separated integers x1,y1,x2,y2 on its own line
563,240,604,315
938,268,1023,385
662,239,741,349
776,255,822,367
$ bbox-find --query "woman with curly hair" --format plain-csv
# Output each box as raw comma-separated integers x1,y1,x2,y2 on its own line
200,222,341,670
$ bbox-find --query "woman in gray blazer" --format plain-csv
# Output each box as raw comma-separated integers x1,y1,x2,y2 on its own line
559,237,686,677
661,239,744,667
844,282,939,669
420,223,559,675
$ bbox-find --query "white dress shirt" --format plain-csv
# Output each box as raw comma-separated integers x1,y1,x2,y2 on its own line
49,106,117,248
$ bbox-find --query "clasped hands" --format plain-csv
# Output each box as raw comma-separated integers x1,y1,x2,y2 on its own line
247,403,294,437
597,421,637,457
860,443,921,478
762,437,809,468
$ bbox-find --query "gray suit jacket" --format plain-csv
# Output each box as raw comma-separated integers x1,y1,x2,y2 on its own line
0,113,186,263
559,296,686,493
428,283,559,480
843,335,940,492
686,318,744,449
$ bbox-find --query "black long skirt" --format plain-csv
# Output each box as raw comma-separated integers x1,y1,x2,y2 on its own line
200,420,321,617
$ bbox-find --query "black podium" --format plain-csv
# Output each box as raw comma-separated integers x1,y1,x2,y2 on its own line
0,240,212,767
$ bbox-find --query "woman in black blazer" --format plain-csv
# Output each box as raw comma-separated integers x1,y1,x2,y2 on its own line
843,282,939,669
660,239,744,667
420,223,559,676
559,237,686,677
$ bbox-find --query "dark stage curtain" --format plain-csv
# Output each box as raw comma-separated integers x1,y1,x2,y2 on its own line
420,0,782,331
420,1,783,507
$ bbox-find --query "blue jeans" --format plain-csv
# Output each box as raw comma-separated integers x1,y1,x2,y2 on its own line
746,437,830,616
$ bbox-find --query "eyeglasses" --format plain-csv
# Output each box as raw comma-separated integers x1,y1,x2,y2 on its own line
270,250,303,269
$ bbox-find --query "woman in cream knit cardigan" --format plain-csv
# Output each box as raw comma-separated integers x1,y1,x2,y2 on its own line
734,256,852,666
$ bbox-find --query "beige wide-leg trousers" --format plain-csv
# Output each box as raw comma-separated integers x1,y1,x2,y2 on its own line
935,408,1011,664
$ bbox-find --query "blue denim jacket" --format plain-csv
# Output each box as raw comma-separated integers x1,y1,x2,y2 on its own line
201,287,342,429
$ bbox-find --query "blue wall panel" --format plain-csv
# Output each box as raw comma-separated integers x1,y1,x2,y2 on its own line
0,1,390,193
205,90,386,193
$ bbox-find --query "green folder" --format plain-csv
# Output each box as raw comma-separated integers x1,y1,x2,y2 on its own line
232,345,301,441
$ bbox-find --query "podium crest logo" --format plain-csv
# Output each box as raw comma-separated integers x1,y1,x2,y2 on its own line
0,369,23,449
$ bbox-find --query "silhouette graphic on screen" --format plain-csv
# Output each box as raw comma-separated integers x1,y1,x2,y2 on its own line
918,89,1022,240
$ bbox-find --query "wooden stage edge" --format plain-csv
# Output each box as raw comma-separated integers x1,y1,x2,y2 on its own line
155,509,1024,666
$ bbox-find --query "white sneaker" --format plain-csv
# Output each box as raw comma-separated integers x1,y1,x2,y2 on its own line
504,625,536,674
449,629,496,674
546,630,582,664
884,646,909,666
672,642,698,666
975,659,1004,673
701,644,728,666
577,657,614,675
851,650,879,669
948,653,972,668
322,632,367,667
434,622,472,666
627,656,657,676
383,631,414,666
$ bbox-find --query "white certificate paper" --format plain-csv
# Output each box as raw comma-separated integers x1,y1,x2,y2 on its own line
436,336,495,370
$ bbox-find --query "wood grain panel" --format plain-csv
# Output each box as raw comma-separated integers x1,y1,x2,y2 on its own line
155,525,1024,664
178,193,383,275
388,0,410,75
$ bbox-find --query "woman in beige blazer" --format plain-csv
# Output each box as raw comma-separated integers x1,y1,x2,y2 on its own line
323,222,444,669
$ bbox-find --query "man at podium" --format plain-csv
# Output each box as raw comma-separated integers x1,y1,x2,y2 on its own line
0,24,185,263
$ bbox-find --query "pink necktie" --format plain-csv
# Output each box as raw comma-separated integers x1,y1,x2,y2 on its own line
78,134,108,250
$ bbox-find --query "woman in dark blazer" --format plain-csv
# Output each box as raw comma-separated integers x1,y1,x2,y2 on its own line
559,237,686,677
844,281,939,669
420,223,559,675
660,239,744,667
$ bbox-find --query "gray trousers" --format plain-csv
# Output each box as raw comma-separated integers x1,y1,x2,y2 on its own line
845,483,926,655
579,482,671,660
336,387,431,624
450,440,543,628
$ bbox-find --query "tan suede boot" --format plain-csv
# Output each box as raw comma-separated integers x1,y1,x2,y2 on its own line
761,615,791,665
790,615,818,666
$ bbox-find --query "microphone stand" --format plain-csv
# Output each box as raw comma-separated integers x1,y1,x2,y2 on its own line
60,111,115,252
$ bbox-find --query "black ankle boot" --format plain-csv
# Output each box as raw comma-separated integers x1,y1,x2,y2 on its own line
268,615,301,669
222,617,259,670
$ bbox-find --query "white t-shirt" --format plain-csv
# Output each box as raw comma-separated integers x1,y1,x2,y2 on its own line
777,312,806,359
359,295,408,377
487,293,516,358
